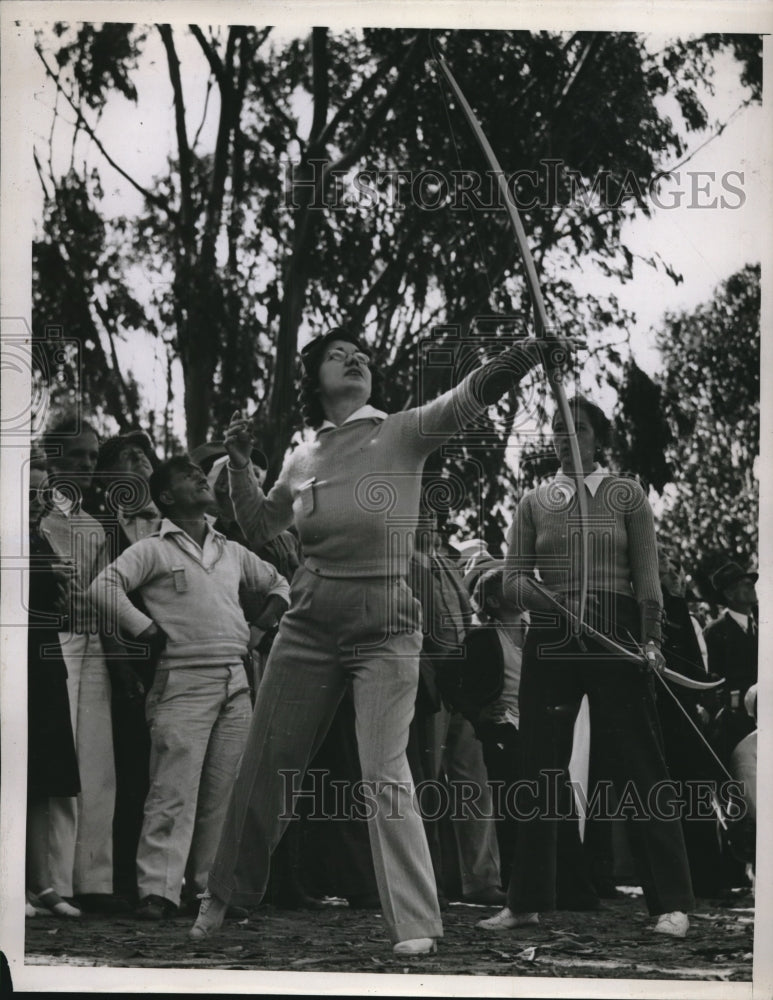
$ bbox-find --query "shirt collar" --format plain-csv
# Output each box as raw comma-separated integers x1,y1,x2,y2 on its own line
554,465,606,498
318,404,387,434
158,513,221,541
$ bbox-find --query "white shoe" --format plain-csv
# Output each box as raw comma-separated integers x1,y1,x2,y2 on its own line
25,901,36,918
35,889,81,918
653,911,689,938
189,890,228,940
477,907,539,930
392,937,437,955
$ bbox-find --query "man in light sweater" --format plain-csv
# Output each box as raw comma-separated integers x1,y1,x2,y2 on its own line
89,456,290,920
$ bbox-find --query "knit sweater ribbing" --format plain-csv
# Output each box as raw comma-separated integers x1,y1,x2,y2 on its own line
230,370,490,578
505,474,662,608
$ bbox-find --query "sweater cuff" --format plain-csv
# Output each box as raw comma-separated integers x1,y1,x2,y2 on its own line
639,599,663,646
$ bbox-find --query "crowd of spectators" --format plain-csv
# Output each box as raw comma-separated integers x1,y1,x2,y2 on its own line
24,406,758,934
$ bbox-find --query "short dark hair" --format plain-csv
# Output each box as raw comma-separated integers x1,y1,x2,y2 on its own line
472,567,505,617
149,455,197,513
299,332,388,429
553,395,612,453
41,417,99,463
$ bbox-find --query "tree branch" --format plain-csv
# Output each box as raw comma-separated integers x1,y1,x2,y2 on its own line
252,73,303,148
553,33,600,116
316,51,396,150
35,45,173,217
309,27,330,143
189,24,225,84
665,98,752,172
201,27,245,267
324,31,426,179
192,77,214,149
33,147,53,202
91,296,139,424
158,25,195,244
227,32,252,274
350,218,423,330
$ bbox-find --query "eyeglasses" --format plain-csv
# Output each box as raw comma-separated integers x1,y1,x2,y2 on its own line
324,348,371,365
29,486,53,504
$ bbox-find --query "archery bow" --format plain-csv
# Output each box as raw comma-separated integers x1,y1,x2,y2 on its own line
527,578,734,784
432,44,739,815
528,578,725,692
433,51,590,636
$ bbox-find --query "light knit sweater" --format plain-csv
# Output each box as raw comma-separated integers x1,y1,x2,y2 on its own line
504,471,662,609
230,370,492,578
89,518,290,668
40,497,107,634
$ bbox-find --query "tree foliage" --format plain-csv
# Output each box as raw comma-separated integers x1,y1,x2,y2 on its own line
31,23,761,539
32,168,147,433
652,264,759,585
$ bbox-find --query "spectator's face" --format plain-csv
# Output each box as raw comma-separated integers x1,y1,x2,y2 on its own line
316,339,372,406
113,444,154,481
726,577,757,612
29,468,51,523
161,463,214,514
50,431,99,490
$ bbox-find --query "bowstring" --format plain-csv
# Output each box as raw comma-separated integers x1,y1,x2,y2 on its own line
649,667,735,786
617,622,735,785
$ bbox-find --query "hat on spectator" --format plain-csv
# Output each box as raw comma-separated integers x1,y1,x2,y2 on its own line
299,326,369,375
96,430,158,472
710,561,758,599
190,441,268,476
462,549,503,595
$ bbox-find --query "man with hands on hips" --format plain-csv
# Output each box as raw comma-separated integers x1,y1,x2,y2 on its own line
89,456,290,920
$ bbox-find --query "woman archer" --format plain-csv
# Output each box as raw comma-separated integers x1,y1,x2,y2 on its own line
190,325,570,954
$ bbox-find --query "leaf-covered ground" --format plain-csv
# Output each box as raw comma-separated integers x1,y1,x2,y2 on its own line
23,891,754,983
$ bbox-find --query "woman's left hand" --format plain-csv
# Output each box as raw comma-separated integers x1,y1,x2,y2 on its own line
501,336,586,376
643,640,666,675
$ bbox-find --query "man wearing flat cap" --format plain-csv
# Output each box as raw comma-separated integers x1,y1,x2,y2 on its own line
703,561,758,763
